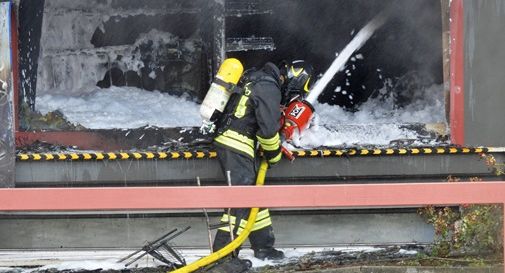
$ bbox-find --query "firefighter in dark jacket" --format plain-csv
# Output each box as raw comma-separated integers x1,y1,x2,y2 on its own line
212,61,313,261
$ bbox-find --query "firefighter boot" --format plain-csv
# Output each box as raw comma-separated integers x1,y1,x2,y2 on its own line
253,247,285,260
202,256,252,273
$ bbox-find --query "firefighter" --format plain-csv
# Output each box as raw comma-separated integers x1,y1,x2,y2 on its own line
280,60,314,106
212,61,313,261
279,60,319,146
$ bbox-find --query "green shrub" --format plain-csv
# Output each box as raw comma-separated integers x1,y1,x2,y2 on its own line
419,164,504,258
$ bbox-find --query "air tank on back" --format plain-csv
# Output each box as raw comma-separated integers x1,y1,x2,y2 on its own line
200,58,244,134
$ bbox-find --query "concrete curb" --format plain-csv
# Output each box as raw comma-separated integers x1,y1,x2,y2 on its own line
299,265,504,273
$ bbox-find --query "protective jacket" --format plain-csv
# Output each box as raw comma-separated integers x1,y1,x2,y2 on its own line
214,62,283,164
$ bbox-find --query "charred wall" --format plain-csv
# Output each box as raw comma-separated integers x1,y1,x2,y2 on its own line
17,0,44,111
17,0,209,113
19,1,444,105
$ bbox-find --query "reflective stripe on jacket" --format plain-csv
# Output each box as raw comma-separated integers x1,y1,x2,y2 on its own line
214,62,282,159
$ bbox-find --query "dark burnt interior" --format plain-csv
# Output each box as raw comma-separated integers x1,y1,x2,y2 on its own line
16,0,444,138
227,0,443,109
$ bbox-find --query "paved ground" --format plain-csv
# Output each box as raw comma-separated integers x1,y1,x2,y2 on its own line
1,246,501,273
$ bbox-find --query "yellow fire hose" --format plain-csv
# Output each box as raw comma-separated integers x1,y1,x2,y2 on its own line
170,160,269,273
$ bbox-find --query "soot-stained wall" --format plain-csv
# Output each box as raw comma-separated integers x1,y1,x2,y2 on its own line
18,0,44,111
19,0,208,106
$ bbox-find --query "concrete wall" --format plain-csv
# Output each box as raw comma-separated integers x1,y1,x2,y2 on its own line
0,1,15,188
464,0,505,146
16,152,502,186
0,211,434,249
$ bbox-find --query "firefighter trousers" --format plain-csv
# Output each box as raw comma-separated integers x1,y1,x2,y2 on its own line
212,146,275,253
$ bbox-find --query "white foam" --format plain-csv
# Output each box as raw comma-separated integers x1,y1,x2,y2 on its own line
36,86,201,129
34,82,445,147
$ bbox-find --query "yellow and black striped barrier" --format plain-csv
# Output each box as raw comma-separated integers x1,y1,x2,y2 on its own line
16,151,217,161
292,147,490,158
15,147,496,162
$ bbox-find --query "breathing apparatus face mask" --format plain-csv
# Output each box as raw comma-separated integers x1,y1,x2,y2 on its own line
284,66,311,101
287,72,310,94
281,61,313,104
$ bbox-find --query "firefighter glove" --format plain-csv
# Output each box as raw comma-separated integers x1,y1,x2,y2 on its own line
257,133,282,167
266,148,282,167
